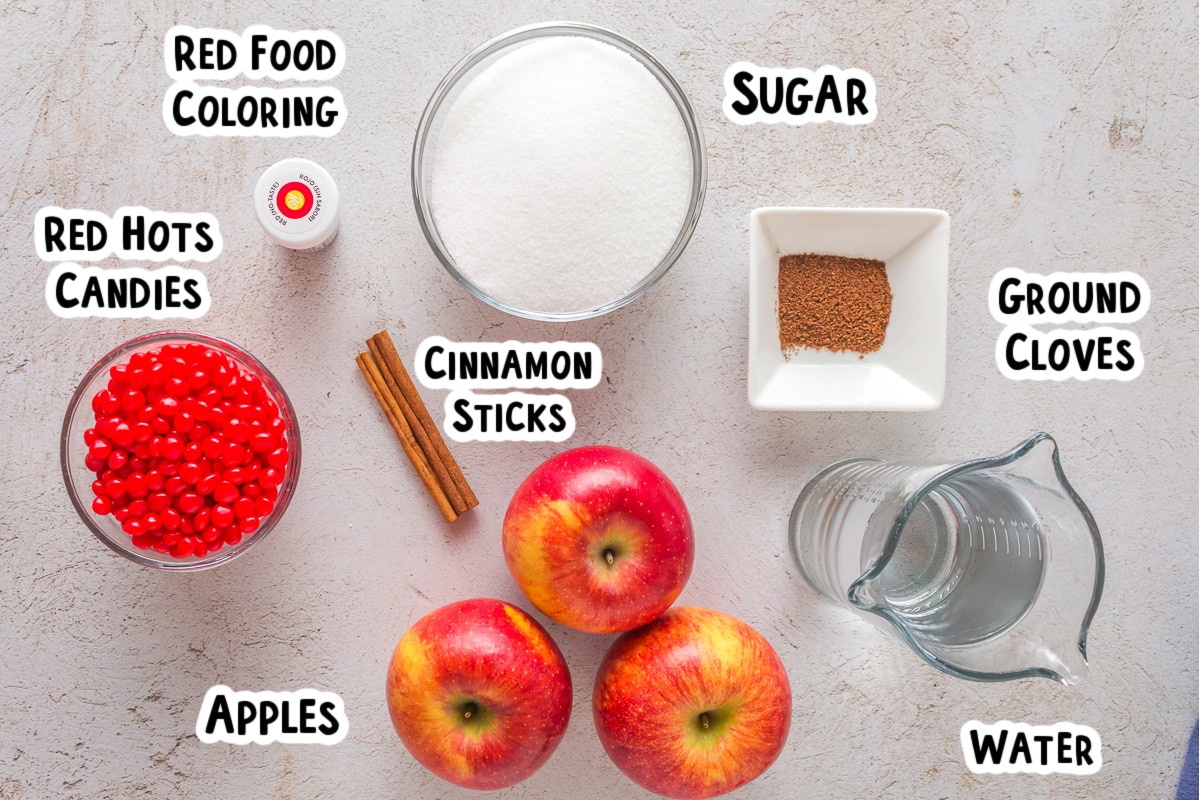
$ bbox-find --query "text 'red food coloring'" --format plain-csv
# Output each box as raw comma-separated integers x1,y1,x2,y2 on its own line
83,342,290,558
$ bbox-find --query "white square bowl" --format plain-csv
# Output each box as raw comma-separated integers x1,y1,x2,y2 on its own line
748,207,949,411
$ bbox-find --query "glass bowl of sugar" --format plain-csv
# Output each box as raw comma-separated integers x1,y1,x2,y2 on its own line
413,22,707,322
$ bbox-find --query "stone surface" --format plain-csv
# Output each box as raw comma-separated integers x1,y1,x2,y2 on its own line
0,1,1195,798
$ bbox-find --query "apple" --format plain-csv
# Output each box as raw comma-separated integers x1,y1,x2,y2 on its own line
593,606,792,800
502,445,694,634
385,598,572,790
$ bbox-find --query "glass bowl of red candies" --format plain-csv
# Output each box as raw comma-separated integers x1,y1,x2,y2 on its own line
61,331,301,570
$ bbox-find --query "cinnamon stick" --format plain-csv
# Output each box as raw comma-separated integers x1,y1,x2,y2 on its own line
356,351,457,523
369,330,479,511
367,337,467,515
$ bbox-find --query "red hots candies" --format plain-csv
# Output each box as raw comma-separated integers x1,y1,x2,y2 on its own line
83,342,290,558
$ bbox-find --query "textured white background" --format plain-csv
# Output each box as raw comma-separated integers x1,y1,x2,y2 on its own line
1,1,1196,798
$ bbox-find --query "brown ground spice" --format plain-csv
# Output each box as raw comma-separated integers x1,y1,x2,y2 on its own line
777,253,892,356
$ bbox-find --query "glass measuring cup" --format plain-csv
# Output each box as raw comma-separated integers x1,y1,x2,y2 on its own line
789,433,1103,684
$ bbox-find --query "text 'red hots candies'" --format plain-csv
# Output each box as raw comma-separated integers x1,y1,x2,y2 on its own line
82,342,290,559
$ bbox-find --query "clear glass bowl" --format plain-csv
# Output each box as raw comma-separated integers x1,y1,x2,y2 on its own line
61,331,302,571
411,21,708,322
789,433,1104,685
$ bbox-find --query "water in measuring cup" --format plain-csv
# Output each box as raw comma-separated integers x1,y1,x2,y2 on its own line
877,472,1046,646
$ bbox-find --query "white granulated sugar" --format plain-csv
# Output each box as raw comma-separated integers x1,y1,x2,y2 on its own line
430,36,694,315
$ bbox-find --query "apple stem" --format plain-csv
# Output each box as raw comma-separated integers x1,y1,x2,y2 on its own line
604,548,615,565
700,712,710,730
463,701,477,720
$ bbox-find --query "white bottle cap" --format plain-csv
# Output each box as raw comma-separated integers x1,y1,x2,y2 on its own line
254,158,340,250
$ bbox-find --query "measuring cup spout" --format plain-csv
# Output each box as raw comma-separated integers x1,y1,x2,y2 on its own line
1037,639,1089,687
791,433,1104,684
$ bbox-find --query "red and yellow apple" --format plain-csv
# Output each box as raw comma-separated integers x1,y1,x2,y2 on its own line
593,606,792,799
502,445,694,634
385,598,572,790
